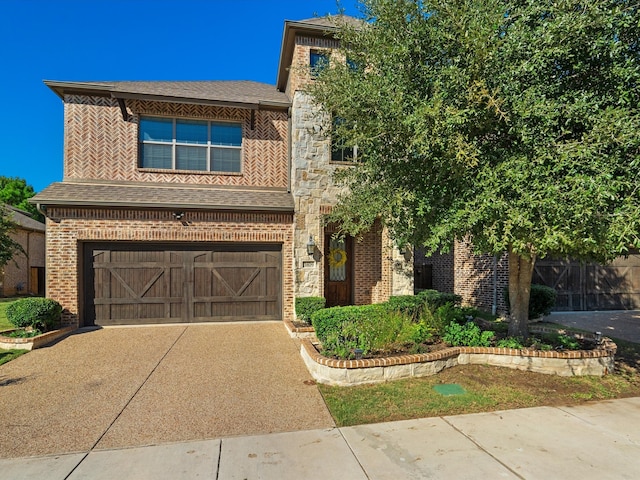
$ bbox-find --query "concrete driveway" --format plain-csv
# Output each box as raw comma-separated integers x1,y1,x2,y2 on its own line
548,310,640,343
0,323,334,459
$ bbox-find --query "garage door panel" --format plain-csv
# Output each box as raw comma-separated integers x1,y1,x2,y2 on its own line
533,252,640,311
84,243,282,326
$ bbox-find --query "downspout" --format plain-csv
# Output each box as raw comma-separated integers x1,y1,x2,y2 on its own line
287,106,292,193
492,255,498,316
27,231,31,293
36,203,47,219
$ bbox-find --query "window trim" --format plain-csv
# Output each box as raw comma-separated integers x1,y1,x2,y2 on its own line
310,50,329,78
138,115,244,174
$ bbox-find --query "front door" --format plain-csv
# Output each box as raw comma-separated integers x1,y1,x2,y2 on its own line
324,236,353,307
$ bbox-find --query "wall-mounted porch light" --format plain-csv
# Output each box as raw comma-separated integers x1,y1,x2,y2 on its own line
306,235,316,255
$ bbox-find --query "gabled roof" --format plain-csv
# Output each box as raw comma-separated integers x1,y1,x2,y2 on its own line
2,205,45,232
276,15,361,92
30,181,294,213
44,80,290,111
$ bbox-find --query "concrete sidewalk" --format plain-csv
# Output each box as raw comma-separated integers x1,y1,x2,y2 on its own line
2,396,640,479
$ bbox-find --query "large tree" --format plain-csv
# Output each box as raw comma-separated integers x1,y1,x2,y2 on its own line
309,0,640,337
0,176,43,223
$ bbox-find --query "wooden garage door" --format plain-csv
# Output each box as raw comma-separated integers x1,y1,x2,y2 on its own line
83,243,282,326
533,251,640,311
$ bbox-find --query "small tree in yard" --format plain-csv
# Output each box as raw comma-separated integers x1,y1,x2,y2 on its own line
309,0,640,337
0,204,25,269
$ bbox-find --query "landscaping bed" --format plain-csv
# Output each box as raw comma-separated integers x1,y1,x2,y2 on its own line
301,331,616,386
0,326,75,351
294,290,617,385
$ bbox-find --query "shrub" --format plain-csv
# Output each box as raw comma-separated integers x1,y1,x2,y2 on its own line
295,297,326,324
385,295,427,322
443,321,494,347
417,289,462,310
6,298,62,332
529,284,557,318
311,305,425,359
504,284,557,319
496,337,525,349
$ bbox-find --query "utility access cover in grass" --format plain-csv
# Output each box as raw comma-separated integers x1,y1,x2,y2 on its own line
433,384,467,396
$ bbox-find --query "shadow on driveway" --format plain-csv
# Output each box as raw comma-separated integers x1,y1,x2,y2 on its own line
548,310,640,343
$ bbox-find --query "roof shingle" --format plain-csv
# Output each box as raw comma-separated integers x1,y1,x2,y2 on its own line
45,80,290,109
31,181,294,213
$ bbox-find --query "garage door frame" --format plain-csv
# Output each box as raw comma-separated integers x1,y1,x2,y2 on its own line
82,241,283,326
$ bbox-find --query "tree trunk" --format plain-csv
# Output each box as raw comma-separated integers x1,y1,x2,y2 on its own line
508,247,536,338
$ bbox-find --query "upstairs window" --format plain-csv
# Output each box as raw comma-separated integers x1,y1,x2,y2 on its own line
310,50,329,78
139,117,242,173
331,117,357,163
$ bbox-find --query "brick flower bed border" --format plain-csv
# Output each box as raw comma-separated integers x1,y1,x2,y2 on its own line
0,327,75,351
299,328,617,386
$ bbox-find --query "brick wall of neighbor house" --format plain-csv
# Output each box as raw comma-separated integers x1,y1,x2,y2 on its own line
1,229,45,297
286,35,340,97
45,207,294,327
63,95,289,188
454,240,509,314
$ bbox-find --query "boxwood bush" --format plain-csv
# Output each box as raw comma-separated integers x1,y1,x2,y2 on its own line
295,297,326,324
6,298,62,332
504,284,557,319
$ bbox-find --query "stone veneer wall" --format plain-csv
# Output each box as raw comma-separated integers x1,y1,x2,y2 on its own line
63,95,288,188
45,207,294,327
0,229,45,297
290,88,413,303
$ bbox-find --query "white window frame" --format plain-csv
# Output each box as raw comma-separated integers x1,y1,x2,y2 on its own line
139,116,243,174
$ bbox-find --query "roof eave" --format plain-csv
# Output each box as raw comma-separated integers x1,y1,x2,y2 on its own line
111,91,290,111
44,81,291,110
276,20,339,92
30,197,293,213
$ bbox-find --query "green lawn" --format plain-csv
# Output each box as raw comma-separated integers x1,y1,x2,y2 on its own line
0,297,17,331
0,298,28,365
318,331,640,426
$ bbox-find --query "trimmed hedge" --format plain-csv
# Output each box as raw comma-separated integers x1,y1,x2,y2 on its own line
504,284,557,319
417,290,462,309
6,298,62,332
295,297,326,324
311,304,417,358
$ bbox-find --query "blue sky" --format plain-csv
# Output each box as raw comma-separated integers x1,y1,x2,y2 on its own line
0,0,360,192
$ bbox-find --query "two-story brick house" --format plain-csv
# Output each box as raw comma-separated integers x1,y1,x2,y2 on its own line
32,16,414,328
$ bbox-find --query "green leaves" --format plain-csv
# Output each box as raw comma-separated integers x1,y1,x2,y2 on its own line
309,0,640,262
0,205,25,269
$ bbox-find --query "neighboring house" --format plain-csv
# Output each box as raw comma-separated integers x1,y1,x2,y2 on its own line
31,16,414,328
416,243,640,313
0,205,45,297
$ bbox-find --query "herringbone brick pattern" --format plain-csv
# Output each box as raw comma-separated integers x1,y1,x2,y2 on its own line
64,95,288,188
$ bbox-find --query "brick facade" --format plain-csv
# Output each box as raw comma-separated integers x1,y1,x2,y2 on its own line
286,35,340,96
64,95,288,188
45,207,294,327
39,17,416,327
